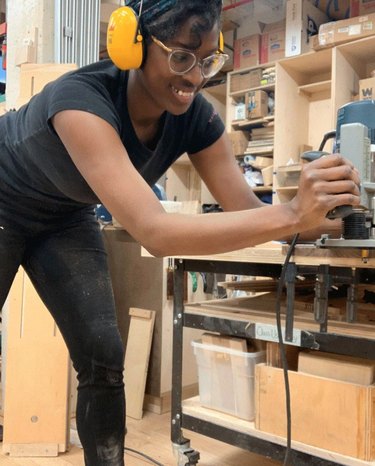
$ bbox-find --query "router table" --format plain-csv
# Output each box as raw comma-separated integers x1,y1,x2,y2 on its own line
170,241,375,466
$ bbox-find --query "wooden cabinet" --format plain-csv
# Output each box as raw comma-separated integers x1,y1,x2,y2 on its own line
274,35,375,203
226,63,276,198
225,36,375,205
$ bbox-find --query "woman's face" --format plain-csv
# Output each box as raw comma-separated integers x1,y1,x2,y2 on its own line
138,17,221,115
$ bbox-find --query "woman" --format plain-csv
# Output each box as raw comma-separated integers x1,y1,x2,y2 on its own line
0,0,359,464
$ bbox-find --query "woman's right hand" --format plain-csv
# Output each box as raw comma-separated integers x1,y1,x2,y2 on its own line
288,153,361,232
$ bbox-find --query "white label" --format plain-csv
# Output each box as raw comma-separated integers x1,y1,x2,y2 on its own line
255,323,301,346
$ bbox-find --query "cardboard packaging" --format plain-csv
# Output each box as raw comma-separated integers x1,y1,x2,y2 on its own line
359,76,375,100
228,130,249,156
285,0,329,56
351,0,375,16
230,69,263,93
312,0,350,19
246,90,268,119
255,364,375,460
233,34,261,70
315,12,375,49
260,20,286,64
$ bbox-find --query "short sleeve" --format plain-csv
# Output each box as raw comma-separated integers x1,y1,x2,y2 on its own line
45,74,122,134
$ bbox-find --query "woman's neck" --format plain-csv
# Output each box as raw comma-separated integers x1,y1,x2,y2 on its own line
127,70,165,147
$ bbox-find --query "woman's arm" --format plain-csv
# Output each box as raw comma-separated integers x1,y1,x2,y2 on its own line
189,132,346,241
52,110,360,257
188,132,265,211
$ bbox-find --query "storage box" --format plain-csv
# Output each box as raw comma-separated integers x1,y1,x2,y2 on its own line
233,34,261,70
192,340,265,421
359,76,375,100
260,20,286,64
230,69,263,93
315,12,375,49
255,364,375,460
285,0,329,57
246,90,268,119
228,130,249,156
351,0,375,17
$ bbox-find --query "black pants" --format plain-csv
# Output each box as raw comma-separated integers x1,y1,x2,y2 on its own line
0,194,126,465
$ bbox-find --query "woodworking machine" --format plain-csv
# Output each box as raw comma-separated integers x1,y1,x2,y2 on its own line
314,100,375,249
284,100,375,336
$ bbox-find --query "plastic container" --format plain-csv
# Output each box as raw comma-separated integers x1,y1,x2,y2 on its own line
192,340,266,420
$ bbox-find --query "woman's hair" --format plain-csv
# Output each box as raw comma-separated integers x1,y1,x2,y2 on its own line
126,0,223,46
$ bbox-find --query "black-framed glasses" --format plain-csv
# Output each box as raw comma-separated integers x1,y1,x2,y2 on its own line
151,35,229,79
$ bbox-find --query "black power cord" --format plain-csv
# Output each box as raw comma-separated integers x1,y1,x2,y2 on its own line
275,233,300,466
124,446,165,466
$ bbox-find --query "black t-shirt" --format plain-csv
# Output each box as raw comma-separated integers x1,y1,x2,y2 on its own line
0,60,225,208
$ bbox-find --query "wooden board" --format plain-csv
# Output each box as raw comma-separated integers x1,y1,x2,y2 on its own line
125,308,155,420
255,364,375,461
298,350,375,385
3,269,70,456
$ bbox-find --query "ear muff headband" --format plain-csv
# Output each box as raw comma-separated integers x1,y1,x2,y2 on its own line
107,6,144,70
219,31,224,52
107,6,225,71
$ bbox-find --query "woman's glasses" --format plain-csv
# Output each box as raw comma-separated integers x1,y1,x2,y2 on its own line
151,36,229,79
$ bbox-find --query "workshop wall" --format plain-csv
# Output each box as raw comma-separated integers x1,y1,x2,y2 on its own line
6,0,54,108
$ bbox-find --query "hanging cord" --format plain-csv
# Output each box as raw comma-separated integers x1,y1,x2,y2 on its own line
275,233,299,466
124,446,165,466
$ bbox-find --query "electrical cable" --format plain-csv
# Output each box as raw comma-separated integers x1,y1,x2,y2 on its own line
124,446,165,466
275,232,300,466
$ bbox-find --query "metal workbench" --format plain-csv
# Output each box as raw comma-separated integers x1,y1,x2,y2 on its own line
170,243,375,466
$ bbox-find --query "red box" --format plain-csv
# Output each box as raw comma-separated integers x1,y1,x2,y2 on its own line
260,20,286,64
351,0,375,16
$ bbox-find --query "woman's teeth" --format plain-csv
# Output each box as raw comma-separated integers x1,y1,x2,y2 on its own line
172,86,194,97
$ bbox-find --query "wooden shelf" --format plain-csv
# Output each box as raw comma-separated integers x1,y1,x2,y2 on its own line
253,186,273,192
298,80,332,97
230,83,275,97
182,397,375,466
232,116,274,129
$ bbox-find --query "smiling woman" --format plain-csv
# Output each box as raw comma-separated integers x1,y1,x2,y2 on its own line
0,1,361,466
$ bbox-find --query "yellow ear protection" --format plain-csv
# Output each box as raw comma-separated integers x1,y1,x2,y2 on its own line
107,5,225,71
107,6,144,70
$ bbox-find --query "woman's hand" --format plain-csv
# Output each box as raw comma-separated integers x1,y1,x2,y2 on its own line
289,154,361,232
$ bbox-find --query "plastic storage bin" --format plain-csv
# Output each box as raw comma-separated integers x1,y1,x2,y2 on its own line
192,340,266,421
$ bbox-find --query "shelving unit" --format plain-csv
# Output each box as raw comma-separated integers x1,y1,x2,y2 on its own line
226,63,276,197
273,35,375,204
171,249,375,466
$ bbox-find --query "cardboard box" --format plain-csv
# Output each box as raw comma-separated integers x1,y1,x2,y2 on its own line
233,34,261,70
313,0,350,20
315,12,375,49
351,0,375,16
246,90,268,119
255,364,375,460
359,76,375,100
192,339,265,421
298,350,375,385
230,69,263,93
260,20,286,64
285,0,329,57
228,130,249,156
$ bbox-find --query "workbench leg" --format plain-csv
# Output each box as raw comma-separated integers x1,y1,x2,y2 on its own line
171,260,200,465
